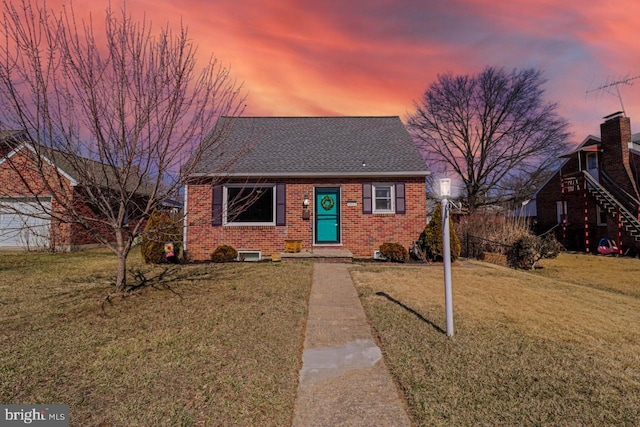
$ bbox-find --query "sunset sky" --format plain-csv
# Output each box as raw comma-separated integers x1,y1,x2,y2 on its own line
63,0,640,143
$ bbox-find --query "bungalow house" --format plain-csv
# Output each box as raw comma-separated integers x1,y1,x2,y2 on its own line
535,112,640,254
183,116,430,261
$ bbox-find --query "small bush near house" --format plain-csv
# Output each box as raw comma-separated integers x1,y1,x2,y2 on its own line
211,245,238,263
379,243,409,262
508,233,563,269
418,206,461,261
140,210,182,264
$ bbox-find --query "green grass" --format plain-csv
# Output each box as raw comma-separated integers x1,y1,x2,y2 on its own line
0,250,312,426
351,259,640,426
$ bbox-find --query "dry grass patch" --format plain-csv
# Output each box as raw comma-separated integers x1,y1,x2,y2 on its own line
351,262,640,426
0,250,312,426
533,252,640,297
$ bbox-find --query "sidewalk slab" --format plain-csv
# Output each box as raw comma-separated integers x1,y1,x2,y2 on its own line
292,263,411,426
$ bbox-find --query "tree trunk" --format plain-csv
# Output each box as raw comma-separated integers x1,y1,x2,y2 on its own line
114,228,129,293
115,251,127,292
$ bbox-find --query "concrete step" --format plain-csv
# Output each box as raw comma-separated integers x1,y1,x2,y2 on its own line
280,249,354,263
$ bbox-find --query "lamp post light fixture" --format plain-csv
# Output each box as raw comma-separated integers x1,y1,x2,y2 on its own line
439,178,454,337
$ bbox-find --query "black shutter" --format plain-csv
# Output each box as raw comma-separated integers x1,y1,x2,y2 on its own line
276,183,286,226
362,183,372,214
212,185,223,226
395,183,406,214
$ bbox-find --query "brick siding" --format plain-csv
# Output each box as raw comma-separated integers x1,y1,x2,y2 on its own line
185,177,427,261
0,147,103,249
600,115,639,197
536,115,640,254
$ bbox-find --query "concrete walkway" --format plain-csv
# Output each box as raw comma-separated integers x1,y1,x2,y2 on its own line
292,263,411,426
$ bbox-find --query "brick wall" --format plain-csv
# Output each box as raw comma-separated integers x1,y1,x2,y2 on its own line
536,170,561,227
600,115,639,197
0,147,103,249
185,177,427,261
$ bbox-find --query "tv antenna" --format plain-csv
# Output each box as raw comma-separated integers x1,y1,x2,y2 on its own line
586,73,640,116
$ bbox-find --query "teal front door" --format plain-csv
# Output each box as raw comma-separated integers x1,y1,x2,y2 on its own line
315,188,340,244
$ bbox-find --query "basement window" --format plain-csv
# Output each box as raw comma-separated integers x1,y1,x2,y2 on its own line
237,250,262,262
373,250,387,260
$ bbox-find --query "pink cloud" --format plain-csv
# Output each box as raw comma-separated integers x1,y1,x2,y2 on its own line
24,0,640,139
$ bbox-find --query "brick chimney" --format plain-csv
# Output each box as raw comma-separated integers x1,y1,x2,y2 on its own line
600,112,639,198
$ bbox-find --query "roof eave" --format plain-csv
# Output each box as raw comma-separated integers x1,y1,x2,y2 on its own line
187,170,430,180
0,142,79,186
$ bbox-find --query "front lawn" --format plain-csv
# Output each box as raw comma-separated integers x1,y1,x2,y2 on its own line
0,250,312,426
532,252,640,297
352,257,640,426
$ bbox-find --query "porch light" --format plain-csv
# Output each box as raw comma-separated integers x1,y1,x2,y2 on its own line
303,194,310,207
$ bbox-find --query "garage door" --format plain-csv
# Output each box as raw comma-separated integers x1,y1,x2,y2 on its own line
0,200,51,249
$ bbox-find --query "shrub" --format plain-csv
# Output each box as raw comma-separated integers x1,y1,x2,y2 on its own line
419,206,461,262
508,233,563,269
457,211,531,258
379,243,409,262
140,210,182,264
211,245,238,263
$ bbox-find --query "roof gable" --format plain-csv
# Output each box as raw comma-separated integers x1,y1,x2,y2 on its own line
0,141,78,186
189,116,429,178
0,133,154,195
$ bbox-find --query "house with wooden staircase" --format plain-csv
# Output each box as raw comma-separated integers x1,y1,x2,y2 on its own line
536,112,640,254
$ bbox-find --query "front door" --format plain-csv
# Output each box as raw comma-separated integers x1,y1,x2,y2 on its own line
315,187,340,244
586,152,599,182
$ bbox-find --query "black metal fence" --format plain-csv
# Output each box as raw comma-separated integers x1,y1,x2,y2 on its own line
461,233,511,259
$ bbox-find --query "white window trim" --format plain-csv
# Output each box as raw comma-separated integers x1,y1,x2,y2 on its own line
372,183,395,214
237,250,262,261
373,250,387,260
223,184,276,226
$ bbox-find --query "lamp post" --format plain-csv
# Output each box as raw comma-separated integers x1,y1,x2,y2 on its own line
439,178,454,337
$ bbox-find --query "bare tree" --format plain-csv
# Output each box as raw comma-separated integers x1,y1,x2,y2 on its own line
0,1,245,292
407,66,571,210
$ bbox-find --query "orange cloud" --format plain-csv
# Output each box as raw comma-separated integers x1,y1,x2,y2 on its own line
21,0,640,139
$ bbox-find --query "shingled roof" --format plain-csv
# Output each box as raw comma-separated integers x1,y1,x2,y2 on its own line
0,131,155,196
189,116,429,178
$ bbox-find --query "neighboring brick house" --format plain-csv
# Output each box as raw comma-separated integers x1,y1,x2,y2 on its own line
0,131,135,250
535,112,640,254
183,116,429,261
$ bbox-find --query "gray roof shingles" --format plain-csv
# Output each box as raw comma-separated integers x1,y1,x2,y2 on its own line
190,116,429,177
